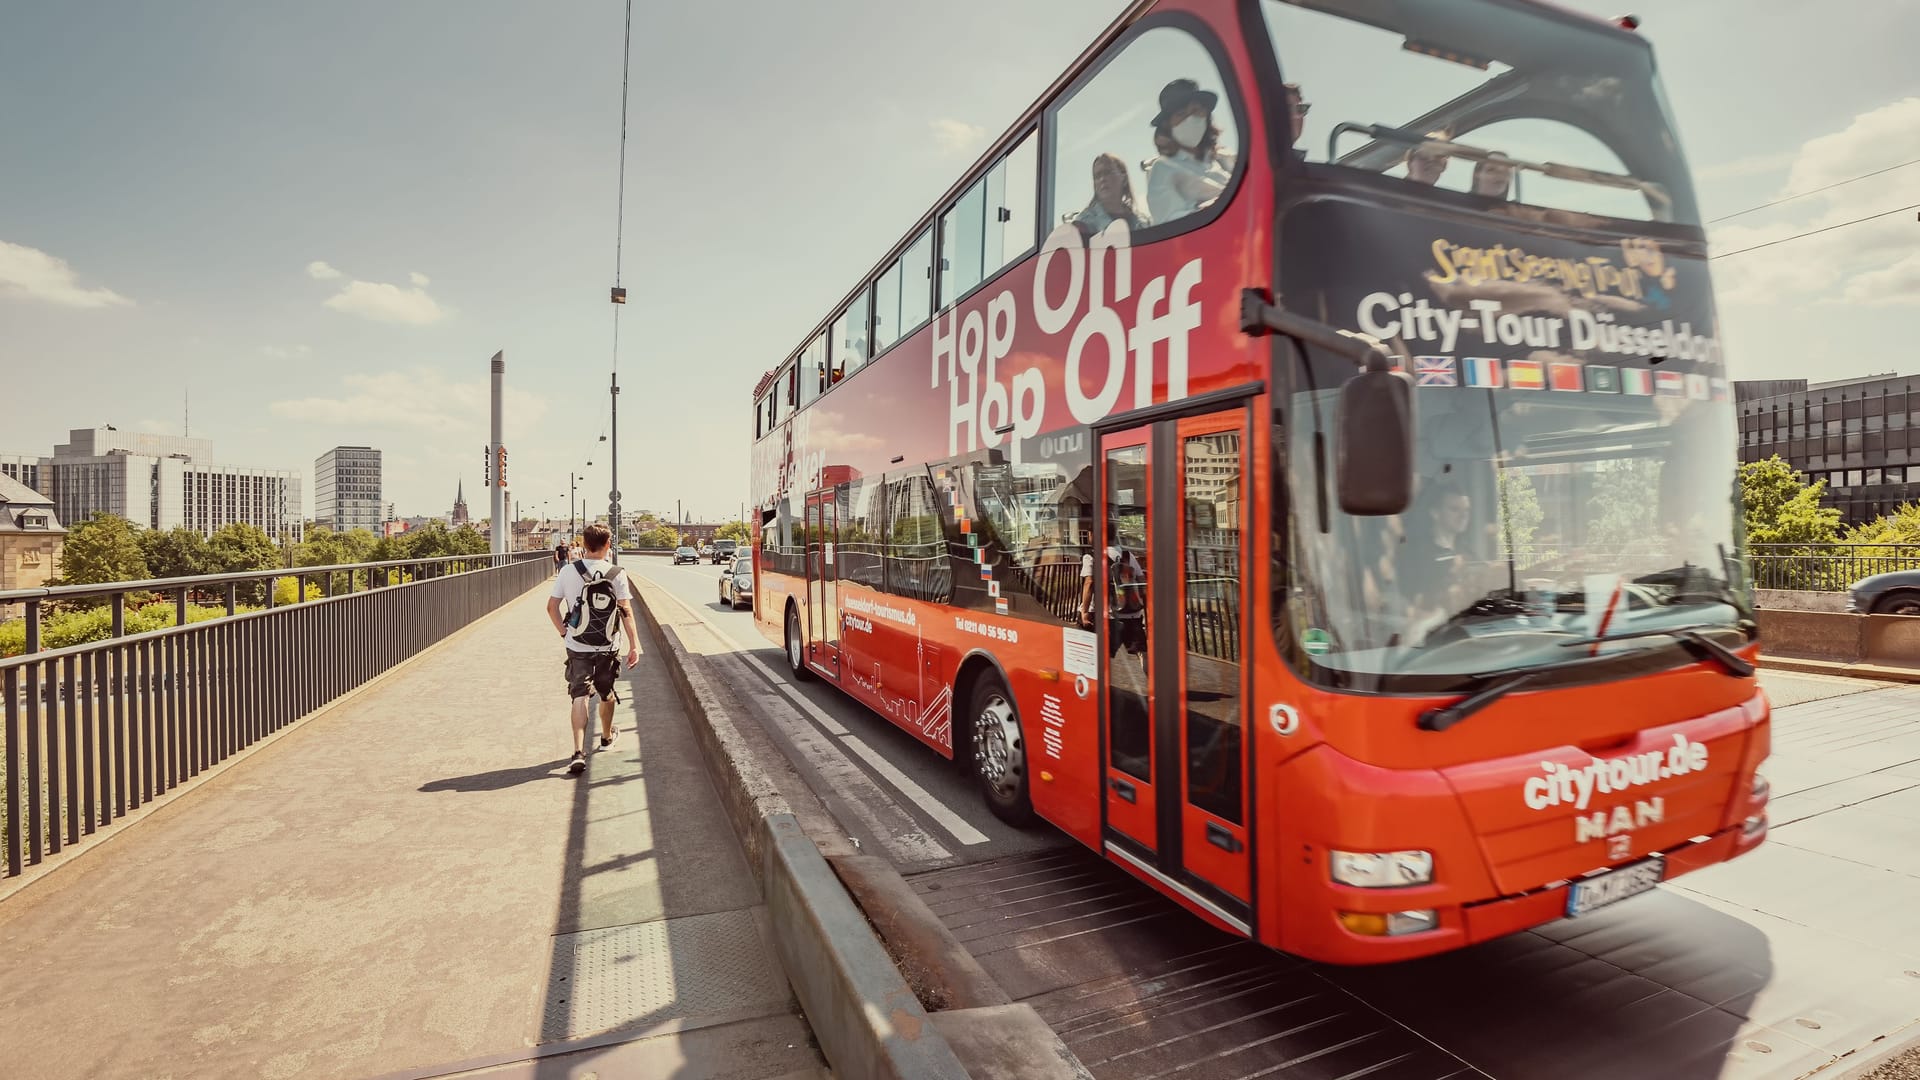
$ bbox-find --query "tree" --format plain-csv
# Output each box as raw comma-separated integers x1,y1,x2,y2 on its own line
54,513,150,587
139,526,214,579
401,520,454,559
449,524,489,555
208,522,282,573
1739,455,1841,548
1586,459,1663,554
634,525,680,550
1495,470,1543,561
715,520,751,542
337,528,379,565
1846,502,1920,546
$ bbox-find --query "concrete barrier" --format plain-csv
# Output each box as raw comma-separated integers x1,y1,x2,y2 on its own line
632,576,1090,1079
1865,614,1920,668
1757,609,1866,663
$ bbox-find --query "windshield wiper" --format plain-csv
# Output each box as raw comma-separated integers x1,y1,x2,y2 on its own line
1557,623,1755,677
1418,670,1539,732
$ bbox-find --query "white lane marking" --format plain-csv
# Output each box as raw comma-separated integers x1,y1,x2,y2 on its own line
639,565,990,847
746,689,954,865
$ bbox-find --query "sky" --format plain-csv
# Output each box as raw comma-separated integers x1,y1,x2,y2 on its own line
3,0,1917,522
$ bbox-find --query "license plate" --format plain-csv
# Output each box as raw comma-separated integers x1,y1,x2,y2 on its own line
1565,855,1664,918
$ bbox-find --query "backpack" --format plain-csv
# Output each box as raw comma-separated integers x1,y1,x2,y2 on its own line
566,559,626,650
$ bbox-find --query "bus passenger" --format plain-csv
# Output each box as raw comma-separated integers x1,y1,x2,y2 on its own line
1145,78,1235,224
1472,152,1515,199
1406,132,1451,186
1074,153,1149,236
1284,82,1309,159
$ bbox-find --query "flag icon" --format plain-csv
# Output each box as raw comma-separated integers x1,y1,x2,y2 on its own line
1655,370,1686,396
1413,356,1458,387
995,597,1009,615
1507,359,1546,390
1621,368,1653,395
1711,377,1729,401
1549,362,1584,392
1685,373,1710,400
1587,365,1620,393
1463,357,1503,388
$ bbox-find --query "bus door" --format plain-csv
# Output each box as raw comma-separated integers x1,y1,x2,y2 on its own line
805,489,840,677
1098,406,1252,930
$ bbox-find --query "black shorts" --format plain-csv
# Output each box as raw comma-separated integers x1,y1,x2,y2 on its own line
564,651,620,701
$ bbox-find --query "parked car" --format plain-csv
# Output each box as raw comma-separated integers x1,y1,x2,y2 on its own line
673,545,699,565
718,563,754,609
1848,570,1920,615
712,538,739,564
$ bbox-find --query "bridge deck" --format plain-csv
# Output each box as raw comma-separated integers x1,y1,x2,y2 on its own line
0,581,822,1080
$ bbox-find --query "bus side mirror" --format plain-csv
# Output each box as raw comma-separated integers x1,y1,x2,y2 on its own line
1336,369,1414,516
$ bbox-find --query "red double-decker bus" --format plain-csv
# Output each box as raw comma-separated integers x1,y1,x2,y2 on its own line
747,0,1768,963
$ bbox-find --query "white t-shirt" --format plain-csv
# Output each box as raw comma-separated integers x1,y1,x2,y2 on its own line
551,557,633,653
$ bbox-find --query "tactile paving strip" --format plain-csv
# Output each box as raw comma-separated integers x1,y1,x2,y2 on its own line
540,908,792,1041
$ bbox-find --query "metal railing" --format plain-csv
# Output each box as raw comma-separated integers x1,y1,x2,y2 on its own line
1,553,548,879
1748,543,1920,593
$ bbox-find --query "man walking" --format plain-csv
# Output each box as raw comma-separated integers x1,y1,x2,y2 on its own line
545,523,639,775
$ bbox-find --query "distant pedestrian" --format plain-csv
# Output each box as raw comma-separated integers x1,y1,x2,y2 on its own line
546,523,639,775
554,541,570,572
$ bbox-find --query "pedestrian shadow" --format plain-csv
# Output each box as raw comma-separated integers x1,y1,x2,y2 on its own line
420,760,574,792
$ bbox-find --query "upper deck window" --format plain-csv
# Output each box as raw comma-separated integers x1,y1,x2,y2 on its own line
1048,25,1244,241
1264,0,1700,226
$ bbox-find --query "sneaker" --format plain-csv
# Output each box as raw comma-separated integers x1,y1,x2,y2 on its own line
598,731,615,749
568,752,586,775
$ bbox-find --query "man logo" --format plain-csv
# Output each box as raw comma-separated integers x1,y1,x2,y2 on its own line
1608,834,1633,862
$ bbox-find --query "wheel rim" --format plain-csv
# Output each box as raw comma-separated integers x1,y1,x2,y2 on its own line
974,692,1022,799
1896,602,1920,616
788,613,802,668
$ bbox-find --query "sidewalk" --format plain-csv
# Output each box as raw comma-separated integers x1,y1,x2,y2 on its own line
0,581,826,1080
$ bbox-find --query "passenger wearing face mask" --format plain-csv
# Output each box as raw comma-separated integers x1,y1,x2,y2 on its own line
1145,77,1236,226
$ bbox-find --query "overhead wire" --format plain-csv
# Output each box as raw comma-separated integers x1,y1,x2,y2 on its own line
1706,157,1920,225
1710,202,1920,260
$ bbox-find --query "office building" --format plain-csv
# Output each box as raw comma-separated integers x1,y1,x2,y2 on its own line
1737,373,1920,523
314,446,383,534
45,428,303,542
0,453,48,497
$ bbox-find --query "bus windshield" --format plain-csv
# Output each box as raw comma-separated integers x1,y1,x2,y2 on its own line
1265,0,1700,226
1264,0,1744,691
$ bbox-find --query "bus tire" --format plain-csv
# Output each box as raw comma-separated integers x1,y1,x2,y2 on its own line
784,604,812,681
968,670,1034,826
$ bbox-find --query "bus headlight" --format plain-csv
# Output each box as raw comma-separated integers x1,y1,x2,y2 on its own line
1330,850,1435,888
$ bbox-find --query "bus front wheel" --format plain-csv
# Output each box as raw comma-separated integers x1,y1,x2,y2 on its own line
970,671,1034,826
785,605,812,681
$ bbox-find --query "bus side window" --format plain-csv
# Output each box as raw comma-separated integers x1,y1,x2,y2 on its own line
800,333,827,406
1048,25,1241,239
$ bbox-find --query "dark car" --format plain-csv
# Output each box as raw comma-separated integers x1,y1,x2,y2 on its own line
711,538,739,564
673,545,699,565
718,564,754,609
1848,570,1920,615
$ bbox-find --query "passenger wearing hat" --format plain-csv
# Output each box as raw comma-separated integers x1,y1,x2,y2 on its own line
1145,77,1236,225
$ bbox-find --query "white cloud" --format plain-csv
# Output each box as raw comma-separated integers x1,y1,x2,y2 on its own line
1843,252,1920,307
1694,151,1797,183
268,368,548,434
1708,97,1920,308
930,118,987,157
409,271,430,287
306,260,342,280
321,278,445,325
1781,97,1920,192
0,240,131,309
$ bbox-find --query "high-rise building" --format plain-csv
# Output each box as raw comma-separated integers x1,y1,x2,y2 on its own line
1737,373,1920,524
45,428,303,542
314,446,383,534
